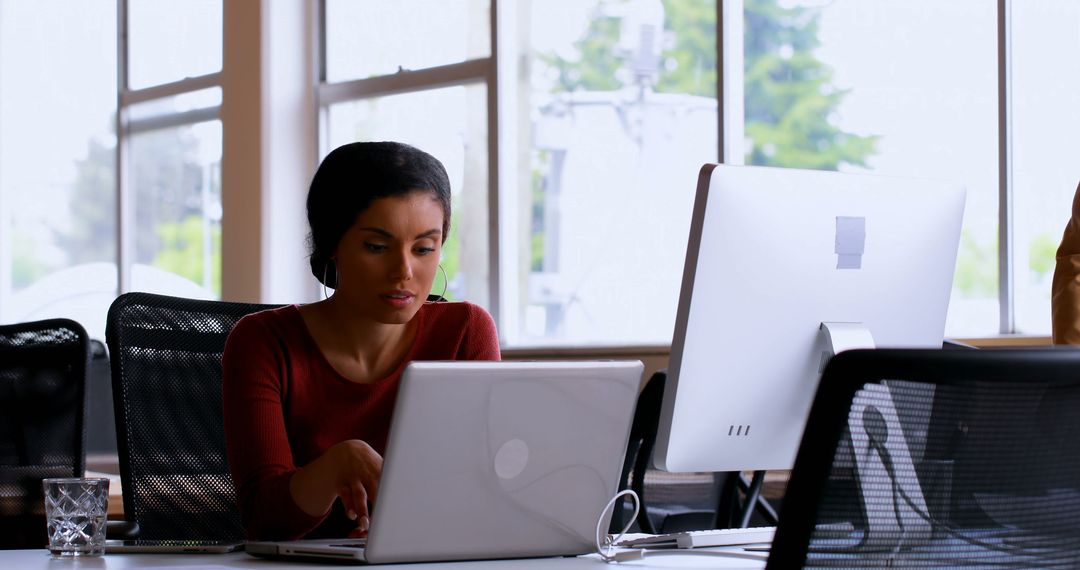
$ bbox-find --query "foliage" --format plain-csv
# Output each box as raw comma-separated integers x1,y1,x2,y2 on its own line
537,15,623,93
742,0,877,169
64,123,219,295
438,210,462,300
539,0,877,171
1028,233,1057,280
55,136,116,264
954,230,997,298
530,150,550,272
656,0,716,97
153,215,222,294
11,233,46,288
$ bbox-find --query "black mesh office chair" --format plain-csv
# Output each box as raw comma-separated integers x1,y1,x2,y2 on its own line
106,292,280,541
0,318,90,549
769,347,1080,568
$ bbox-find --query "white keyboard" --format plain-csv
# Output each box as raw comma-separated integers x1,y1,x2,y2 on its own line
617,526,776,549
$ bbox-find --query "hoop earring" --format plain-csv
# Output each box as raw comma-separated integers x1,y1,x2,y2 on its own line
426,264,448,303
322,260,337,300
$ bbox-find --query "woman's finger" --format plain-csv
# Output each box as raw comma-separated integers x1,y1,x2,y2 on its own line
363,473,379,507
363,455,383,506
339,484,358,520
352,480,369,526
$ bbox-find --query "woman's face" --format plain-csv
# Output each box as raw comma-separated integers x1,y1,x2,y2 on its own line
332,190,445,324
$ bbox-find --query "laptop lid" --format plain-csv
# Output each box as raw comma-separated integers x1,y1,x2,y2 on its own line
248,360,644,565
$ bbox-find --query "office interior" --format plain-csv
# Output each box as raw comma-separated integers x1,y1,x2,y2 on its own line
2,0,1080,556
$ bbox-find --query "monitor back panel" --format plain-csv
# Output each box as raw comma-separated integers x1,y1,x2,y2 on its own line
656,164,965,473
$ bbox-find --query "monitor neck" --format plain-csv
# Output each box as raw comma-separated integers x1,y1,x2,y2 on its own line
819,322,876,372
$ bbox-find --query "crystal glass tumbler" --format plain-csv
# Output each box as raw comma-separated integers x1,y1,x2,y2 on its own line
42,477,110,557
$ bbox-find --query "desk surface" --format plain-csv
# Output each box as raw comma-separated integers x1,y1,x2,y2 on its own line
0,549,766,569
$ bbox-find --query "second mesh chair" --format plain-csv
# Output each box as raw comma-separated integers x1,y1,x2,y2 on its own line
106,292,279,541
0,318,90,549
769,347,1080,569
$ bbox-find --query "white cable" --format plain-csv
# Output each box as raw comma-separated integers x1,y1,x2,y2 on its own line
594,489,771,564
595,489,640,562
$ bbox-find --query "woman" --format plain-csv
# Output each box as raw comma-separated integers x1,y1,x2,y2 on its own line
222,141,500,540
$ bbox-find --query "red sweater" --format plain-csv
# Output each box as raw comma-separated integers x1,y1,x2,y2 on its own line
222,301,500,540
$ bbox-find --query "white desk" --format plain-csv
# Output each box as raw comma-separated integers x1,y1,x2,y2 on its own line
0,549,767,569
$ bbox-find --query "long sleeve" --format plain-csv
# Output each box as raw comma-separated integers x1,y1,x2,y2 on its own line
459,303,502,361
1052,181,1080,344
222,314,327,540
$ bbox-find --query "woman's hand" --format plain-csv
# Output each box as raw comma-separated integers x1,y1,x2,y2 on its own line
290,439,383,533
326,439,383,531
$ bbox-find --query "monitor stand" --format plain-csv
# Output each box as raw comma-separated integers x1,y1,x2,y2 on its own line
818,321,933,552
725,322,878,529
818,321,876,373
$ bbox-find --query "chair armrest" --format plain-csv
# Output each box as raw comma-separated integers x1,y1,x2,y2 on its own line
105,520,140,540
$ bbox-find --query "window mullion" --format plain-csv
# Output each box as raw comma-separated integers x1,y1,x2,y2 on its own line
997,0,1015,334
116,0,132,295
121,72,221,105
487,0,501,340
317,59,490,106
127,106,220,135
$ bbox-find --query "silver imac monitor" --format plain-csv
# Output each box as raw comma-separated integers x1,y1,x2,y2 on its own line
653,164,965,473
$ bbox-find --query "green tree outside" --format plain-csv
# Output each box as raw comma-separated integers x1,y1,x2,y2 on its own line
538,0,877,172
954,230,998,298
742,0,877,169
534,0,878,272
63,123,221,297
1029,233,1057,282
154,214,222,295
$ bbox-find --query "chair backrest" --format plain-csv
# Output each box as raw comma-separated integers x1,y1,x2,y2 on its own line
768,347,1080,569
0,318,90,549
106,292,280,541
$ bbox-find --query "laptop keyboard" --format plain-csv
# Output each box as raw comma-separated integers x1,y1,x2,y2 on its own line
617,526,776,549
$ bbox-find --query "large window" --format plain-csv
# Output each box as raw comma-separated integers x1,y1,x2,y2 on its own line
1010,0,1080,334
0,0,222,340
509,0,718,345
2,1,1071,345
319,0,493,308
729,0,999,337
121,2,223,301
724,0,1078,338
0,1,117,340
319,0,1073,346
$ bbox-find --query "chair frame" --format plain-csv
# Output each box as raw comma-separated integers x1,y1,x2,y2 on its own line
0,318,91,548
0,318,91,478
767,347,1080,569
105,292,280,540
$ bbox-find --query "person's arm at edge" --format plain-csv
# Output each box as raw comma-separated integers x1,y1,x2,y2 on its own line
222,314,328,540
1052,180,1080,344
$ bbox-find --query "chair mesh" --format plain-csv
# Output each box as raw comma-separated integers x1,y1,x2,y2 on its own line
770,348,1080,569
106,292,279,541
0,319,89,549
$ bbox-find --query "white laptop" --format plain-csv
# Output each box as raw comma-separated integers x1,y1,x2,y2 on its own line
246,360,645,564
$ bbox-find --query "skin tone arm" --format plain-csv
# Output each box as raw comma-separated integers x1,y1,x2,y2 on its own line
289,439,384,533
